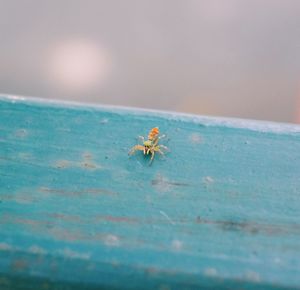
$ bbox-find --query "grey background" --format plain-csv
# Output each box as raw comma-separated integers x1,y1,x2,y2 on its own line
1,0,300,123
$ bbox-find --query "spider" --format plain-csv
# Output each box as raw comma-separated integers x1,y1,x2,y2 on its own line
129,127,168,164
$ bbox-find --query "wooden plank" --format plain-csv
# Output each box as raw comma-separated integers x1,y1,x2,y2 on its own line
0,95,300,290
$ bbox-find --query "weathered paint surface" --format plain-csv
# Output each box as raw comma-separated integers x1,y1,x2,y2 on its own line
0,95,300,290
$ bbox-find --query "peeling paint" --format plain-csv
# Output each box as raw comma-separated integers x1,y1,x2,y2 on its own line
54,160,70,169
80,152,101,170
80,161,99,170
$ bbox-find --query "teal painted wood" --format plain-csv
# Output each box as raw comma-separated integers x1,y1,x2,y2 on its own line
0,95,300,290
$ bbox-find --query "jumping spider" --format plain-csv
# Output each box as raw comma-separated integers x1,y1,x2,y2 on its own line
129,127,168,164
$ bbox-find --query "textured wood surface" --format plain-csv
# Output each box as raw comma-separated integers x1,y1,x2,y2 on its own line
0,95,300,289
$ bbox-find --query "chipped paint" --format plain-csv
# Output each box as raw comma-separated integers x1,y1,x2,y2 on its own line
152,175,190,192
0,243,13,251
54,160,70,169
204,268,218,277
95,215,138,223
56,248,91,260
245,270,261,282
11,259,28,271
100,118,109,124
28,245,47,255
104,234,120,247
171,240,183,251
0,193,36,204
14,129,28,138
203,176,214,185
189,133,202,144
54,153,102,170
40,187,117,196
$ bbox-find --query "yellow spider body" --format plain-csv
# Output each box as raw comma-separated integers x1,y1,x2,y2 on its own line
129,127,168,164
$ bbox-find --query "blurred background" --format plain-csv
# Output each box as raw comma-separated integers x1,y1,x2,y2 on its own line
0,0,300,123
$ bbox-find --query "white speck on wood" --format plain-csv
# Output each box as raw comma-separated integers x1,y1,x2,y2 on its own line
104,234,120,247
171,240,183,251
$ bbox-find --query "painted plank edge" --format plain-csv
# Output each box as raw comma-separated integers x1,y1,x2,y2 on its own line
0,95,300,290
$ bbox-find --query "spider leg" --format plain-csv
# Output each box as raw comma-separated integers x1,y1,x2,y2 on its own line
159,145,169,152
129,145,145,155
138,136,145,142
154,146,165,155
158,149,165,155
149,151,155,164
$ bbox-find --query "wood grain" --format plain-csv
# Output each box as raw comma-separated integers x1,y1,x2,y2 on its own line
0,95,300,289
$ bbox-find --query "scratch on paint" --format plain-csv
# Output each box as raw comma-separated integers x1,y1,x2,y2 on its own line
195,217,300,235
159,211,175,225
152,175,190,192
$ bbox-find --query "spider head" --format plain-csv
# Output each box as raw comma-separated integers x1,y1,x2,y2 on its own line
143,140,152,155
